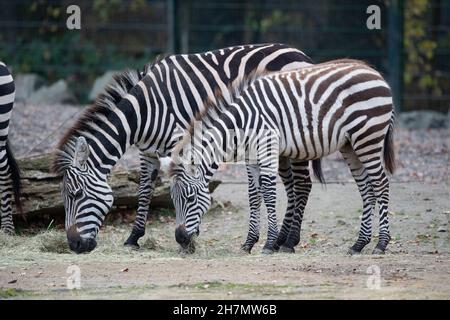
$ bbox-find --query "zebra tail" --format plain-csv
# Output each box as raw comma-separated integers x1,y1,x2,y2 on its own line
312,159,326,184
383,115,396,175
5,140,22,214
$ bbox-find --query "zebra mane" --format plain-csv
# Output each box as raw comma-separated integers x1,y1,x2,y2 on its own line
51,67,144,174
170,69,266,176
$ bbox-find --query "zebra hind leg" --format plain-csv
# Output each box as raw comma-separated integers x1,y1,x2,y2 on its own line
279,161,311,253
260,171,279,254
124,153,160,249
0,147,14,235
241,165,262,253
371,168,391,254
352,147,391,254
340,145,376,254
273,157,295,252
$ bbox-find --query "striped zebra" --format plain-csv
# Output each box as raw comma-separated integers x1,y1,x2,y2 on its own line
170,59,396,254
51,44,317,253
0,62,22,235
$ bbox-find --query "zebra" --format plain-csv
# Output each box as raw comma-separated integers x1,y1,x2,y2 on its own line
51,43,318,253
169,59,396,254
0,62,22,235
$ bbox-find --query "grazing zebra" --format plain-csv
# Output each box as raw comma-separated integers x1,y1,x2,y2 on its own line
51,44,317,253
170,59,396,254
0,62,22,235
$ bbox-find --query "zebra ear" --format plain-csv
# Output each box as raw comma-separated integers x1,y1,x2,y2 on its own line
73,136,90,169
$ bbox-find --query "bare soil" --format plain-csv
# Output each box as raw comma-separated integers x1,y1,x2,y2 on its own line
0,181,449,299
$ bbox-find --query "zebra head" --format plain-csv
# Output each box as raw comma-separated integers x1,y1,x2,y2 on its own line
59,137,114,254
170,163,211,251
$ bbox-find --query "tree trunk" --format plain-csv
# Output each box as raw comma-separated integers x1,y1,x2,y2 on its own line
15,153,221,217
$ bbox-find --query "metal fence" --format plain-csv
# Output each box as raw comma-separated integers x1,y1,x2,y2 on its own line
0,0,449,112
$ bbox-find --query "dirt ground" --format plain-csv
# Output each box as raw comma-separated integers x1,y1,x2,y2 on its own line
0,181,449,300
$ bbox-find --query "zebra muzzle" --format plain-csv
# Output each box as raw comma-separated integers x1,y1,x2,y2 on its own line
175,225,191,247
67,225,97,254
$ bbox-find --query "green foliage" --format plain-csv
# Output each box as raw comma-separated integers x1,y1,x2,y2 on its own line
403,0,439,93
0,0,157,103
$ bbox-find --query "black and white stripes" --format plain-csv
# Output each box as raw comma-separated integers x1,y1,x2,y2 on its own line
0,61,22,235
170,59,396,254
53,44,314,253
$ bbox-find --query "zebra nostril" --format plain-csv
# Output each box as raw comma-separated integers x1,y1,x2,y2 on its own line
175,225,189,246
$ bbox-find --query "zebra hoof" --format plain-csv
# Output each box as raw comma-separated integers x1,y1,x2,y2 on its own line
261,245,275,254
123,237,140,249
279,245,295,253
372,247,385,255
0,228,15,236
124,243,140,250
347,247,362,255
240,244,252,254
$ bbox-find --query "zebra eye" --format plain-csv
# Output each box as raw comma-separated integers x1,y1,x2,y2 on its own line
72,189,83,199
187,194,195,202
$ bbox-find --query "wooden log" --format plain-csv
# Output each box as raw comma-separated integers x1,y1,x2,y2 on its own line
15,153,221,217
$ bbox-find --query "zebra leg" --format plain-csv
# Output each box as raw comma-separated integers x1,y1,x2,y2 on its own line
260,171,279,254
124,153,160,248
241,165,262,253
340,145,376,254
273,157,295,251
0,146,14,235
371,169,391,254
353,147,391,254
279,160,311,253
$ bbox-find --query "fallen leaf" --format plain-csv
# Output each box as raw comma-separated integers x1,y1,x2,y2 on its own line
121,268,129,272
8,279,17,284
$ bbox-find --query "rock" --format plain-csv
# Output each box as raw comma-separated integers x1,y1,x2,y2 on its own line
437,226,447,232
399,111,449,129
88,71,119,101
27,80,76,105
14,74,45,102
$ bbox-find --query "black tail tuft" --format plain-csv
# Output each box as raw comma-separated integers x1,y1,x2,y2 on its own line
312,158,326,184
5,140,22,214
383,118,396,174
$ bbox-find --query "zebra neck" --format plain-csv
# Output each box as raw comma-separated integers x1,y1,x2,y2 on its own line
82,97,142,176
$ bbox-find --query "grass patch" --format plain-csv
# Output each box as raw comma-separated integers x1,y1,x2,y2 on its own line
35,230,71,254
0,288,30,299
140,237,161,250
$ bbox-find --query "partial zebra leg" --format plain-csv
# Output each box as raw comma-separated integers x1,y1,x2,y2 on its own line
0,146,14,235
273,157,295,251
279,160,311,253
124,152,160,248
259,167,279,254
353,145,391,254
241,164,262,253
340,144,376,254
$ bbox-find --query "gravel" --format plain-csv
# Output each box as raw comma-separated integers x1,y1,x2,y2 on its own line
9,102,450,183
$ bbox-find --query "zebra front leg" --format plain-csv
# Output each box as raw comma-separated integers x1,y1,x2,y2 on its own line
241,165,262,253
124,153,160,248
274,157,295,251
0,148,14,235
279,161,311,253
341,145,376,254
260,172,279,254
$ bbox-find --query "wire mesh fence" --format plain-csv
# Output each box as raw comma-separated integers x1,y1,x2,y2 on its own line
0,0,449,112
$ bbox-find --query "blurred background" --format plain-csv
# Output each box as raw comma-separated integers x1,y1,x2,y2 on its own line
1,0,449,111
0,0,449,184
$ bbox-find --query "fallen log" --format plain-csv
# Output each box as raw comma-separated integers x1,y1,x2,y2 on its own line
15,153,221,218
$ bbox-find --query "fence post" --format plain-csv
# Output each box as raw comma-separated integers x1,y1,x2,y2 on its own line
167,0,179,54
388,0,404,113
